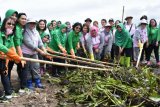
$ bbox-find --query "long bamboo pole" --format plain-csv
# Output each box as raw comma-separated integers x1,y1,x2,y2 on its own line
21,57,112,71
47,50,118,66
47,53,113,68
122,6,125,23
136,44,143,68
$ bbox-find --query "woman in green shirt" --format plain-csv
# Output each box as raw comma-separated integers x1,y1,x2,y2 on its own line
7,13,27,93
36,19,50,39
48,24,67,77
66,22,82,58
147,19,160,66
0,17,21,100
115,23,132,67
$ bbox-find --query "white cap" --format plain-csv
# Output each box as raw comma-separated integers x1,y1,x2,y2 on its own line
27,18,37,23
140,19,148,24
104,23,111,27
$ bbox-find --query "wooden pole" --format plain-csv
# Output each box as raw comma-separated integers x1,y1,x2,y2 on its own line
122,6,125,23
136,44,143,68
21,57,112,71
47,53,113,68
47,50,118,66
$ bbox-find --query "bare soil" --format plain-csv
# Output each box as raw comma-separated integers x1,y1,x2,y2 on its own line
0,65,60,107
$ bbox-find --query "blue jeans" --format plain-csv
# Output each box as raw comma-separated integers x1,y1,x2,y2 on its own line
1,73,12,95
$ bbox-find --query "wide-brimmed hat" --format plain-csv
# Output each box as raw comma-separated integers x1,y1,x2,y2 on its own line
125,16,133,20
104,23,112,28
140,19,148,24
85,18,92,22
27,18,37,24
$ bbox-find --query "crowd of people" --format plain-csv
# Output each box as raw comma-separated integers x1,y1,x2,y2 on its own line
0,9,160,101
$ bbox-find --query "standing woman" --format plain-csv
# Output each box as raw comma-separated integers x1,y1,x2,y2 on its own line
66,22,82,58
21,19,47,89
47,24,67,77
56,21,62,30
36,19,50,39
115,23,132,67
0,17,21,99
79,23,90,58
133,19,148,63
115,20,121,28
50,20,57,38
36,19,47,38
7,13,27,91
101,24,113,61
93,21,99,28
147,19,160,65
65,21,72,36
47,22,53,34
89,26,104,60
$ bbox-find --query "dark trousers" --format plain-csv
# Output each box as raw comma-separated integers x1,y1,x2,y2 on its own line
111,44,116,60
8,61,15,81
115,46,132,57
8,61,26,89
140,42,148,61
1,74,12,95
146,44,159,62
18,63,27,89
52,58,65,75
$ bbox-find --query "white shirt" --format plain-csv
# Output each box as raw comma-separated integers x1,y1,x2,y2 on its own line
125,24,136,37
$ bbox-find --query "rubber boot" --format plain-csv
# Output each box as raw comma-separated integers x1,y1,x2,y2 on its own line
27,79,34,90
119,56,125,66
90,53,94,61
125,57,131,67
34,78,44,89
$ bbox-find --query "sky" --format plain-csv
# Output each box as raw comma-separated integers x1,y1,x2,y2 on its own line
0,0,160,25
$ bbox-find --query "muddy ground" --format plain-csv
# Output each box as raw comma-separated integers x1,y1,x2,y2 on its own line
0,65,60,107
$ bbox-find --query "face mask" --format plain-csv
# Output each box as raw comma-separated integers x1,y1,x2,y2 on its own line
6,28,13,35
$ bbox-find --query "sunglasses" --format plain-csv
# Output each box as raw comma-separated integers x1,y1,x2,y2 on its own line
7,22,15,26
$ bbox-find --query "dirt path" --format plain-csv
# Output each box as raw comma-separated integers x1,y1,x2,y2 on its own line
0,65,59,107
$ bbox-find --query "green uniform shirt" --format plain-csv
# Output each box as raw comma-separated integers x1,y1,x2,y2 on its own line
50,29,57,39
148,27,159,44
115,23,132,48
0,32,14,53
14,24,23,47
49,30,67,52
66,31,81,53
49,24,67,52
39,31,45,38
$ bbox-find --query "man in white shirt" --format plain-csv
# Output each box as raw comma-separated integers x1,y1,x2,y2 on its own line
124,16,136,62
99,19,107,33
125,16,136,38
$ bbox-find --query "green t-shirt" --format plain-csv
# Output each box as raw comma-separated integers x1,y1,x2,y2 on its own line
148,27,159,44
49,30,67,52
0,32,14,53
66,31,81,54
14,24,23,47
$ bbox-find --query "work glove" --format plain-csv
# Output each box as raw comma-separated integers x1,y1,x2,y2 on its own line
138,42,143,48
6,47,21,63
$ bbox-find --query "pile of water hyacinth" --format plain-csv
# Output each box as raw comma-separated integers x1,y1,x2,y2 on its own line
53,66,160,107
